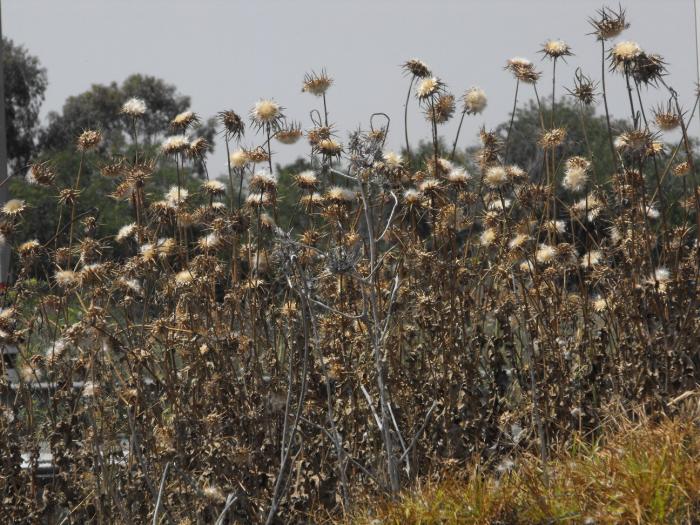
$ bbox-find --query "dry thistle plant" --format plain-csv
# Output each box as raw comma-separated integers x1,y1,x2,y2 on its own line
2,5,700,524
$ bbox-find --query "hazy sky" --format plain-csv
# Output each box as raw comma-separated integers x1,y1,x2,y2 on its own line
5,0,700,178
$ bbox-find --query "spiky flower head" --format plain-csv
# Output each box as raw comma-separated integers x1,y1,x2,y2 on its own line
654,267,670,282
536,243,557,264
197,232,222,251
580,250,603,269
302,70,333,96
306,125,332,147
245,146,270,164
544,220,566,234
415,77,443,100
54,270,79,288
508,233,531,250
188,137,209,159
300,192,323,207
77,129,102,151
462,87,487,115
164,186,188,207
403,188,422,206
175,269,194,286
326,186,356,204
58,189,80,207
653,105,681,131
229,149,249,168
294,170,318,190
249,170,278,192
541,39,572,60
592,295,607,312
276,121,303,145
382,151,403,169
121,97,147,117
589,5,629,41
426,93,455,124
116,223,137,242
402,58,431,78
26,162,55,186
539,128,567,149
171,111,199,131
480,227,498,246
648,267,671,292
315,138,343,159
250,99,284,130
632,52,666,85
202,180,226,196
161,135,190,155
2,199,26,217
506,164,526,181
673,161,690,177
506,57,541,83
218,110,245,140
570,194,603,221
485,166,508,189
418,178,441,195
567,68,598,105
610,41,642,70
447,167,471,185
614,129,655,156
18,239,40,256
562,156,591,192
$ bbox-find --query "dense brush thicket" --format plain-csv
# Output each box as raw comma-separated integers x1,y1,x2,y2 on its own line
1,6,700,523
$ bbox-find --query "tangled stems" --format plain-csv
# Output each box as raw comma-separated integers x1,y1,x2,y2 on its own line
404,76,415,162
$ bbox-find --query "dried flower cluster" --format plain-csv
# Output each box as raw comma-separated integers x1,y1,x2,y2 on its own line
2,5,700,524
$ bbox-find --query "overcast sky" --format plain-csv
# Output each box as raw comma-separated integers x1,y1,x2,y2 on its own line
5,0,700,178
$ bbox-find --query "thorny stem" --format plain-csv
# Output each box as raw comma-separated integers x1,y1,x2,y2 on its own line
600,39,618,169
450,109,467,161
504,79,520,164
67,151,85,260
404,76,415,162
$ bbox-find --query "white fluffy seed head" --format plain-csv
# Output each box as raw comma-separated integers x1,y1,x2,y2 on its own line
164,186,188,207
161,135,190,155
202,180,226,195
480,227,497,246
485,166,508,189
536,244,557,264
229,149,249,168
121,97,147,117
508,233,530,250
463,87,487,114
447,168,471,184
562,157,590,192
416,77,440,99
580,250,603,268
116,223,137,242
252,99,281,123
54,270,79,288
403,188,422,205
382,151,403,168
612,41,642,62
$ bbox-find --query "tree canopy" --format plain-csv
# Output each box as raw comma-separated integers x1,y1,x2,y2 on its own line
3,37,47,174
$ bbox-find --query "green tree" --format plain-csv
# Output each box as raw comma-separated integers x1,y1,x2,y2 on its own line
39,74,215,154
3,37,48,174
493,98,628,185
13,75,216,247
274,158,310,232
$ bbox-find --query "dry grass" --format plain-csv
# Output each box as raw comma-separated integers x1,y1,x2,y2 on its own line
348,404,700,524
